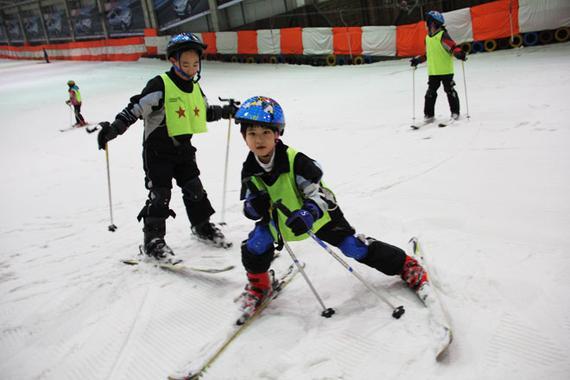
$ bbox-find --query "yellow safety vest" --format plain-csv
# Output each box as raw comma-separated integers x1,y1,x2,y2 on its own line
70,87,81,103
161,73,207,137
426,30,454,76
251,147,331,242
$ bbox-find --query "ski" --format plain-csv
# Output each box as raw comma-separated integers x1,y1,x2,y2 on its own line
59,123,93,133
122,258,234,274
438,117,458,128
59,126,78,132
410,118,435,130
409,237,453,360
168,263,301,380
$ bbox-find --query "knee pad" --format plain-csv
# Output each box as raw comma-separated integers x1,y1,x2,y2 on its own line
444,80,457,94
338,235,368,260
246,223,274,256
137,187,173,221
425,88,438,99
182,177,205,202
241,234,274,274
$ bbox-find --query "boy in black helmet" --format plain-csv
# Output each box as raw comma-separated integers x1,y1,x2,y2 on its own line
233,96,429,319
97,33,237,260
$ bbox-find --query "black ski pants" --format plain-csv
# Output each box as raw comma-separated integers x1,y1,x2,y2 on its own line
242,206,406,276
139,143,215,241
424,74,460,117
73,104,85,125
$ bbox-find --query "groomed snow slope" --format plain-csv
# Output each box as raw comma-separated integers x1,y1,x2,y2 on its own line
0,42,569,380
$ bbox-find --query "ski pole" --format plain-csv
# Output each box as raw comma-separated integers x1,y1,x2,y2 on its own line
273,221,335,318
218,97,240,225
105,144,117,232
461,61,470,120
274,201,404,319
412,66,417,124
69,104,74,127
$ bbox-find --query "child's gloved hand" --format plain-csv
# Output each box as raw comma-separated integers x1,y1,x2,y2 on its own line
286,209,314,236
244,191,270,220
285,201,323,236
410,57,421,67
221,104,239,119
454,50,467,61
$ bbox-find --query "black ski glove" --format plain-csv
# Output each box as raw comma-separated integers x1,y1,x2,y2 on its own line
285,201,323,236
243,191,270,220
208,105,223,121
209,104,239,121
455,50,467,61
97,120,123,150
221,104,239,119
410,56,421,67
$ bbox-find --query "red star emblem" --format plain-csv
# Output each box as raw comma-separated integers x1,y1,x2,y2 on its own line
176,106,186,118
193,107,200,117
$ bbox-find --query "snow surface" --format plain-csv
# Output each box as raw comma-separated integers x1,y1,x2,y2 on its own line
1,42,569,380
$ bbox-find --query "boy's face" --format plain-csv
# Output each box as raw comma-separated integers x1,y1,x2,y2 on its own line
244,125,279,162
170,50,200,79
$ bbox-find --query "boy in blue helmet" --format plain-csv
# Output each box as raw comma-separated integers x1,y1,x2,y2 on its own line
411,10,467,124
97,33,238,260
234,96,429,318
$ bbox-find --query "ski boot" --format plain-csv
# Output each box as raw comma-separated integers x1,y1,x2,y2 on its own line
401,255,428,291
236,271,274,324
141,237,177,263
191,220,232,249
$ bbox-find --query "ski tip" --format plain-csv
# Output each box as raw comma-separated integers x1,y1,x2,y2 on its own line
122,259,139,266
435,330,453,361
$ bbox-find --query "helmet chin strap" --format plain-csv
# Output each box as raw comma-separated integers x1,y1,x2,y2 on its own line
172,53,202,83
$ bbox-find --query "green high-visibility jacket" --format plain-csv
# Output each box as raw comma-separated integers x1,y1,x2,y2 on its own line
161,73,207,137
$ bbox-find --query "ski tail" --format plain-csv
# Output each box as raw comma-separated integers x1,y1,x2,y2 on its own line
169,264,301,380
409,237,453,359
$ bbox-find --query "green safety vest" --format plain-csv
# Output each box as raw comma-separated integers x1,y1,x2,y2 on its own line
161,73,207,137
251,147,332,242
426,30,454,76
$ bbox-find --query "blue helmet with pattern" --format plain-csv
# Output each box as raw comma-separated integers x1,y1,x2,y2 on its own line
167,32,207,59
235,96,286,136
426,11,445,26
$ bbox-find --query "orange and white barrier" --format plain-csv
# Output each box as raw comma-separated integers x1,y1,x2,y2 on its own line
1,0,568,62
0,36,146,61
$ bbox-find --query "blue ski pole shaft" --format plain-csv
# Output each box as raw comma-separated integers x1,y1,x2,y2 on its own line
273,200,403,318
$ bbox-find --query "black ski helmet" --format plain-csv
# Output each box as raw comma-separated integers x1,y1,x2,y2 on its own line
166,33,207,59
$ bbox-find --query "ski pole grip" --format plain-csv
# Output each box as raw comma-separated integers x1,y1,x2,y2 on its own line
273,200,292,217
218,96,241,107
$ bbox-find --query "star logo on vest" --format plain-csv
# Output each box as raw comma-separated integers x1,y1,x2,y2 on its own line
193,107,200,117
176,106,186,118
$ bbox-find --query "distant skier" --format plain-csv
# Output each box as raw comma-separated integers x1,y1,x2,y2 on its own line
234,96,429,319
43,48,50,63
96,33,238,260
65,80,87,127
410,10,467,123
